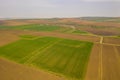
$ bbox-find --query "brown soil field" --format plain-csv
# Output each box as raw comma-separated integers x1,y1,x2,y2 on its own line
103,37,120,45
85,42,120,80
2,19,59,26
79,27,120,36
85,43,101,80
2,20,31,26
0,30,100,43
1,19,120,36
52,18,120,28
2,18,120,28
0,31,19,46
32,32,100,42
0,58,65,80
102,45,120,80
116,46,120,54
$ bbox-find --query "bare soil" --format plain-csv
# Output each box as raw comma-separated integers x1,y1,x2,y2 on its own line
0,31,19,46
2,18,120,28
103,37,120,45
0,58,65,80
2,19,120,36
85,43,120,80
102,45,120,80
116,46,120,54
79,27,120,36
0,30,100,43
85,43,101,80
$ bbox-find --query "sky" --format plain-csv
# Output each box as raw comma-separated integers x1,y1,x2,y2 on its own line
0,0,120,18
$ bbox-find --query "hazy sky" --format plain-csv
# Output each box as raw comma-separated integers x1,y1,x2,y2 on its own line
0,0,120,18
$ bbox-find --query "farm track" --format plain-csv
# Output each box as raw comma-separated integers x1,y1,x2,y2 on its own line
66,26,76,33
101,43,120,46
99,37,120,80
99,37,103,80
100,36,103,44
99,44,103,80
100,44,120,80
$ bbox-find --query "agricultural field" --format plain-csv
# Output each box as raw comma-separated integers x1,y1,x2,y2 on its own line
72,30,89,34
1,18,120,36
0,24,91,35
80,17,120,23
0,58,65,80
0,36,93,80
0,24,61,31
0,18,120,80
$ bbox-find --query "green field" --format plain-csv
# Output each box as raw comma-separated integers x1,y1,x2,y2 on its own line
0,24,61,31
0,24,91,35
0,36,93,80
72,30,89,34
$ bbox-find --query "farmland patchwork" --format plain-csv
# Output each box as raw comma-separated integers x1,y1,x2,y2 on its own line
0,36,93,80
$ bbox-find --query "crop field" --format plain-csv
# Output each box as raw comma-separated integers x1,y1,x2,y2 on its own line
0,36,93,80
72,30,89,34
1,18,120,36
102,45,120,80
85,42,120,80
0,24,91,35
0,24,61,31
0,18,120,80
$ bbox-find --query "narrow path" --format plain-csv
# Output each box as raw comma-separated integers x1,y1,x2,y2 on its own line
99,36,120,46
66,26,76,33
100,36,103,44
99,36,103,80
99,44,103,80
101,43,120,46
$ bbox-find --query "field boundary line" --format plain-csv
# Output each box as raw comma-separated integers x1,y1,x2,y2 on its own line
99,44,103,80
101,45,103,80
25,40,62,64
21,37,40,40
95,42,120,46
65,26,76,33
102,43,120,46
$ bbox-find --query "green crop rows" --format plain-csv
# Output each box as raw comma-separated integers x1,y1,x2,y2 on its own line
0,36,93,80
